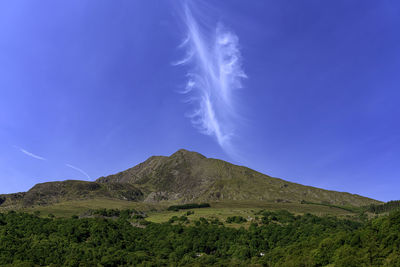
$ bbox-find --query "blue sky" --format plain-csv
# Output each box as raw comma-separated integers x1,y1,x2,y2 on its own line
0,1,399,202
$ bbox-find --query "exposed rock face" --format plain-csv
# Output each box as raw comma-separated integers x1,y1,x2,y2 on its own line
0,192,26,208
143,191,182,203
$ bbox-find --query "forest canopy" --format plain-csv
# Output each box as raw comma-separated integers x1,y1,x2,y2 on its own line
0,209,400,266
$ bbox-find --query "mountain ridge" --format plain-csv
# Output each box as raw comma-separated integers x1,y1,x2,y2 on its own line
0,149,381,208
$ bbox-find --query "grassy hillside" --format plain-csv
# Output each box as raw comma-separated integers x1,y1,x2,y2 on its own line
145,200,358,225
16,199,358,220
0,180,143,209
22,198,165,218
98,149,381,206
0,149,381,214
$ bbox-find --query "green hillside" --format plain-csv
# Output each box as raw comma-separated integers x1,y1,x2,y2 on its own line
0,149,381,213
97,149,380,206
0,180,143,209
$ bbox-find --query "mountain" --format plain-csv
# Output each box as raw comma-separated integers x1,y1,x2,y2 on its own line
96,149,379,206
0,180,144,209
0,149,381,208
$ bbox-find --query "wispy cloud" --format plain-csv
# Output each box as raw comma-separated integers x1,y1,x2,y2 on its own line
18,147,46,161
175,1,246,156
14,145,91,180
65,164,91,180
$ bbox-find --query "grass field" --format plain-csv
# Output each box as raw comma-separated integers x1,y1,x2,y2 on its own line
20,198,167,218
145,200,358,225
1,198,360,223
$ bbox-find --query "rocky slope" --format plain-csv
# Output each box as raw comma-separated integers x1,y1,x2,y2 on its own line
0,149,381,208
96,149,380,206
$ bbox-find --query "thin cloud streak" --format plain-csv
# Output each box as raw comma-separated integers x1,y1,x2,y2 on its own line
18,147,46,161
15,146,90,180
175,2,246,156
65,164,91,180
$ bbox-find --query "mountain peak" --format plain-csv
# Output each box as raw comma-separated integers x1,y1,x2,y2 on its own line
170,149,206,159
94,149,380,206
1,149,381,208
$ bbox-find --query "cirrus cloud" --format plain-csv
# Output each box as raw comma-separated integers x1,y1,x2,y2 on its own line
175,1,246,157
65,163,91,180
17,147,46,161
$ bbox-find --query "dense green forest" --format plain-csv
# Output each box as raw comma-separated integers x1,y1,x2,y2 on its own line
367,200,400,214
0,209,400,266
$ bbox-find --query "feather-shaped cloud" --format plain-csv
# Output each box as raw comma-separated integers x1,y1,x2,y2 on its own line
175,2,246,156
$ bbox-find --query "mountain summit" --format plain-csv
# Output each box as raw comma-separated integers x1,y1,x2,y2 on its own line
0,149,380,208
96,149,378,205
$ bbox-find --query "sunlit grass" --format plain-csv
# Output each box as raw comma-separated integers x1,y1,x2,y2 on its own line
4,198,358,223
146,200,357,224
22,198,166,218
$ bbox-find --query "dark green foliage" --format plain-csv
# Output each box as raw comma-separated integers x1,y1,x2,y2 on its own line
91,208,121,217
167,203,210,211
0,210,399,266
186,210,194,216
210,218,223,225
88,208,143,220
367,200,400,214
257,209,297,224
226,216,247,224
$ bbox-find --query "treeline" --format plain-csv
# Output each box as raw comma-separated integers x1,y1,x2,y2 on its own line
300,199,400,216
0,210,400,266
367,200,400,214
167,203,210,211
300,200,358,212
87,208,146,219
